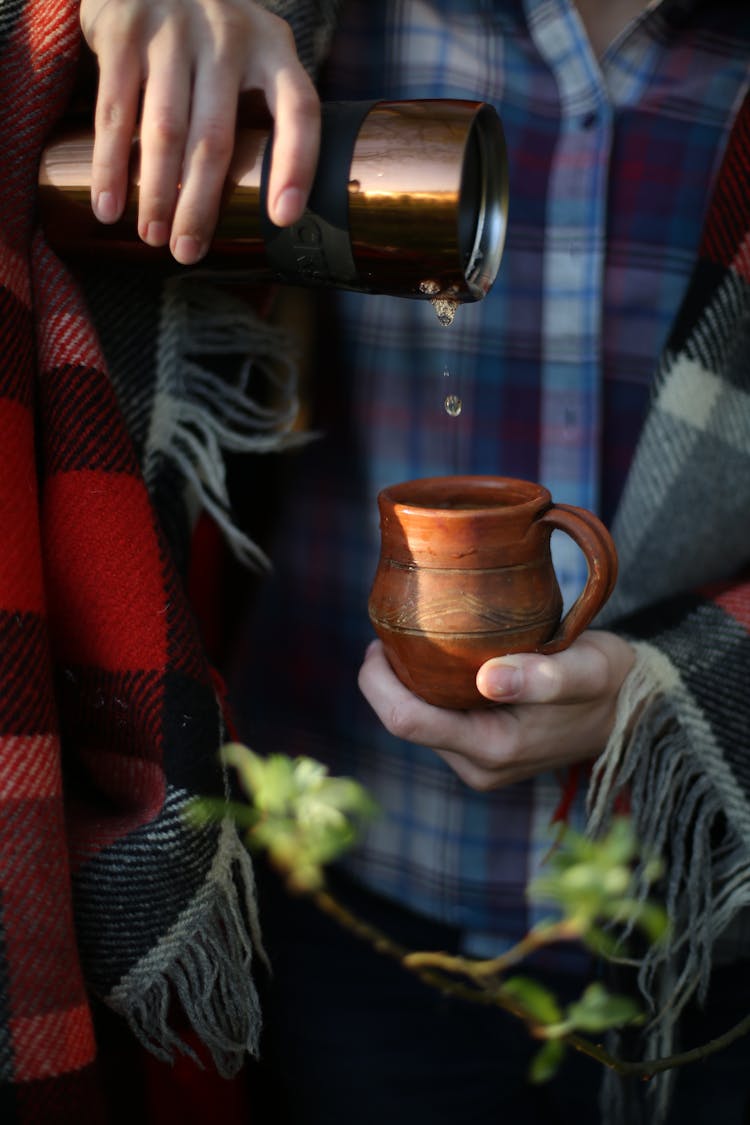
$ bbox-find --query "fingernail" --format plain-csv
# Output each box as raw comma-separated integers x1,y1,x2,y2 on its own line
93,190,119,223
482,665,521,700
172,235,205,264
271,187,305,227
143,220,169,247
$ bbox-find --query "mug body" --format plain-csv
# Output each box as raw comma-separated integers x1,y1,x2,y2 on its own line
368,476,563,709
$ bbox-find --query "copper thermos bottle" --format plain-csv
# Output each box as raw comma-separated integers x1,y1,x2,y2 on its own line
38,99,508,303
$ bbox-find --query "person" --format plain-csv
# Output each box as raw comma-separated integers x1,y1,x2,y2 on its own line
55,0,750,1120
218,2,750,1124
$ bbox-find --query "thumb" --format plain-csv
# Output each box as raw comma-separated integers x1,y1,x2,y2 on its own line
476,633,624,705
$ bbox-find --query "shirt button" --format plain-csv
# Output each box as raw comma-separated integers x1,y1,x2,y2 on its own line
581,111,599,130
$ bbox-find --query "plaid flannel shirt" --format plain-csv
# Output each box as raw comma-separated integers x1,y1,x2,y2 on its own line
231,0,750,960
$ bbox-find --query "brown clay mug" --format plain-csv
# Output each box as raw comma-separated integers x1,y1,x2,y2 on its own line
368,475,618,709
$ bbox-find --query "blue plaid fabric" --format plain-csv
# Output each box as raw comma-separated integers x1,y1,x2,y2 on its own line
230,0,750,960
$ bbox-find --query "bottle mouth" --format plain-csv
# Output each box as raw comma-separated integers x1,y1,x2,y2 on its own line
345,99,509,302
458,104,509,299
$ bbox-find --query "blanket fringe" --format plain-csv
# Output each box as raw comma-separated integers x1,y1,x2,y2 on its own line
588,642,750,1121
107,816,267,1078
148,273,313,569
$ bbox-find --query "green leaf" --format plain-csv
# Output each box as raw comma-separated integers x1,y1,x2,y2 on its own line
184,796,227,827
599,817,638,866
214,743,381,889
221,742,267,799
183,796,258,831
582,925,626,959
634,901,670,945
291,756,329,792
254,754,300,812
601,866,631,897
528,1039,566,1084
502,976,563,1026
566,983,641,1033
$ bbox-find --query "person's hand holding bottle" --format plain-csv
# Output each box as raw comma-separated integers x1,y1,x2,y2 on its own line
79,0,320,263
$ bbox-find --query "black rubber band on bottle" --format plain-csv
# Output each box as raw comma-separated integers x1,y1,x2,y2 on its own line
260,100,376,288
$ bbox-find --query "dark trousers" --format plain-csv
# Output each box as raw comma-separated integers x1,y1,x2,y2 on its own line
246,864,747,1125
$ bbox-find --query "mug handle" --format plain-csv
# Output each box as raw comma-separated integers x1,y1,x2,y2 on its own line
536,504,618,655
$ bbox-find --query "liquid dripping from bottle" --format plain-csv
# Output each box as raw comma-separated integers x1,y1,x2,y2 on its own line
430,296,459,327
419,280,460,328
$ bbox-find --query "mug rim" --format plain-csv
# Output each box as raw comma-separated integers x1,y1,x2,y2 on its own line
379,474,551,514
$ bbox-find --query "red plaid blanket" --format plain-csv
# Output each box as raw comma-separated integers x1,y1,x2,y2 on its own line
1,2,263,1119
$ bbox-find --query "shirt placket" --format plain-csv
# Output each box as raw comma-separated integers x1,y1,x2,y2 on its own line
523,0,612,607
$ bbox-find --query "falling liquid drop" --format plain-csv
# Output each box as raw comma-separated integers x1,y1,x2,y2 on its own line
444,393,463,417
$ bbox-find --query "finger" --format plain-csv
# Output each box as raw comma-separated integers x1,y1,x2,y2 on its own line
358,641,517,760
358,641,454,745
137,19,193,248
431,744,538,791
476,632,631,705
260,57,321,226
169,55,240,263
89,26,144,222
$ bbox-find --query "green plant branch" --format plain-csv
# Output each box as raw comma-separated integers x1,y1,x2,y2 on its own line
404,918,584,979
311,888,577,1037
606,1010,750,1078
192,745,750,1086
313,883,750,1080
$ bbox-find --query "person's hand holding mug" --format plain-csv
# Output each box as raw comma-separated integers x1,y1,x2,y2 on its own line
79,0,321,264
363,473,633,789
358,630,636,790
